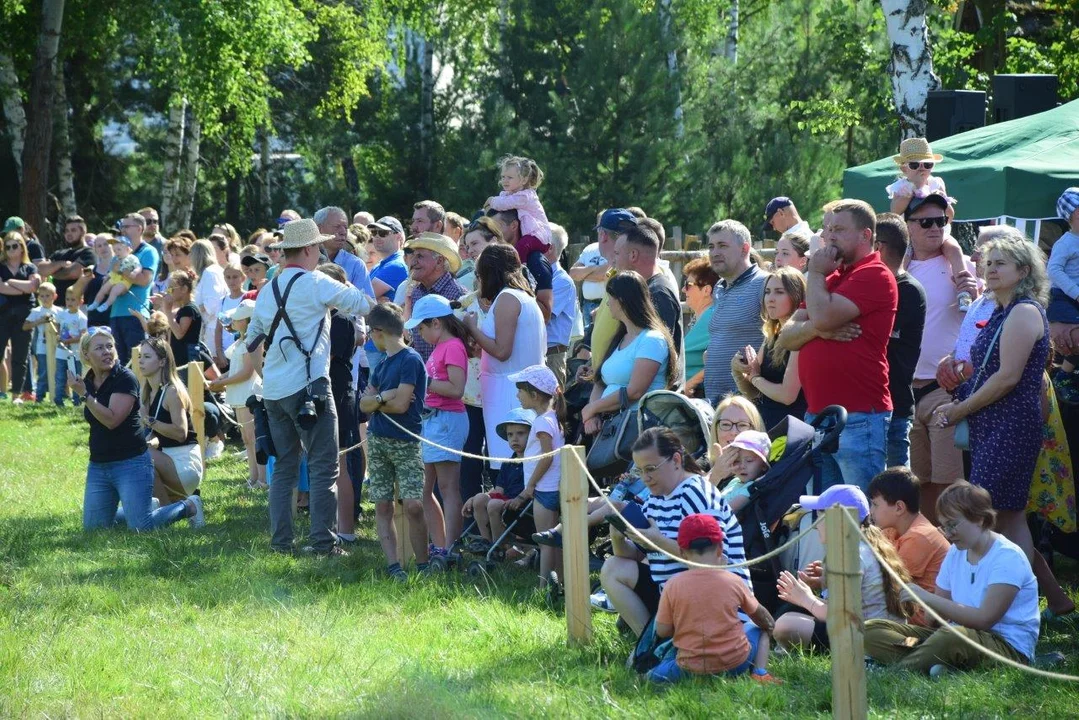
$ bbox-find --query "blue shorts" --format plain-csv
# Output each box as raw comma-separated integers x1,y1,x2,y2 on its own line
1047,288,1079,324
421,408,469,464
533,489,560,512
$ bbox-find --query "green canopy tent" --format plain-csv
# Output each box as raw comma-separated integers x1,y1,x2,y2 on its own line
843,99,1079,239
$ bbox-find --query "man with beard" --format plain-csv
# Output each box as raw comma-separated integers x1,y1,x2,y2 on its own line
34,216,96,302
778,199,897,491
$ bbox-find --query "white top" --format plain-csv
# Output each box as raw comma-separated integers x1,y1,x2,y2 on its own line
907,252,978,379
248,267,373,401
55,309,87,361
575,243,608,300
858,542,902,622
1047,230,1079,300
223,339,263,407
524,409,564,492
25,306,59,357
194,265,229,356
936,535,1040,660
479,288,546,377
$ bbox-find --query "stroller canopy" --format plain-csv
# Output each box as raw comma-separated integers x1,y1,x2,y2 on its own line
637,390,714,462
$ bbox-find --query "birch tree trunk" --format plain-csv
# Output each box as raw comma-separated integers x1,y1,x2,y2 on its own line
659,0,684,137
175,115,200,230
880,0,941,138
259,130,271,220
418,35,434,197
724,0,739,64
0,53,27,183
53,65,75,218
19,0,66,236
159,96,186,230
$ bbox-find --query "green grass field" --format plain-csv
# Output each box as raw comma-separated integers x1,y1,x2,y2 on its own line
2,403,1078,718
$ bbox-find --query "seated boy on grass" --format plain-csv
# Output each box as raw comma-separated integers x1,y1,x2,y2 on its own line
868,467,949,601
462,406,534,553
648,513,781,685
359,303,431,581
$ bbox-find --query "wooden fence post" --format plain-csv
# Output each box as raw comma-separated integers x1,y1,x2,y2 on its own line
394,490,414,565
825,506,867,720
560,445,592,645
188,361,206,456
44,319,58,402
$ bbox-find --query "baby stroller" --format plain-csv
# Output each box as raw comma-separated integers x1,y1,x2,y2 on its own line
447,498,540,577
637,390,714,466
735,405,846,613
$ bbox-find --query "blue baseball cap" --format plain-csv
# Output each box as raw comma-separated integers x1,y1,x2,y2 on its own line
800,484,870,523
1057,187,1079,222
404,294,453,330
765,197,793,222
593,208,637,232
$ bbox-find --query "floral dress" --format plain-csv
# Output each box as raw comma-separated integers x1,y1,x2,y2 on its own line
1028,380,1077,532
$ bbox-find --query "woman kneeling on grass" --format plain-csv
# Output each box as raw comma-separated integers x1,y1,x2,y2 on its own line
864,482,1040,676
70,327,204,531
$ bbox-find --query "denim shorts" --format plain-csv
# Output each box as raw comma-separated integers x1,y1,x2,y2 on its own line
533,489,560,512
421,408,469,464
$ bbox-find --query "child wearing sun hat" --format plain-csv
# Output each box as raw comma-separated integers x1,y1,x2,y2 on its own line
1047,187,1079,374
888,137,972,311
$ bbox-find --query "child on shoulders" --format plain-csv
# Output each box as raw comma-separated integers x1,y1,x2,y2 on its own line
648,513,781,685
463,407,535,552
719,430,772,513
887,138,970,311
486,155,551,263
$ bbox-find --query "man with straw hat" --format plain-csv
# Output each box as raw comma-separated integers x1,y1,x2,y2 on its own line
403,231,465,361
248,218,374,557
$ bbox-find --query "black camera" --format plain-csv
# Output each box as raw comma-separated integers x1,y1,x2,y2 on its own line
297,382,328,431
245,394,277,462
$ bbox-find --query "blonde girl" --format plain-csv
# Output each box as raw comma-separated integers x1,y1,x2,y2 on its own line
486,154,552,263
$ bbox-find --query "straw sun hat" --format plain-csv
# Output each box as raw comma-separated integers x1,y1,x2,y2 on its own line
893,137,943,165
269,218,332,250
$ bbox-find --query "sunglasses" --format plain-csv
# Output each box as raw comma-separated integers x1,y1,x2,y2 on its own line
5,244,21,250
145,218,159,225
914,216,948,229
373,229,392,238
907,161,935,170
87,326,114,338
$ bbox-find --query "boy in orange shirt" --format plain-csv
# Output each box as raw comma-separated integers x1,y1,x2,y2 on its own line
648,514,780,685
868,468,949,621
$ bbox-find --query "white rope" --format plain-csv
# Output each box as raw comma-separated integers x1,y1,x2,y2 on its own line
379,413,560,463
849,512,1079,682
338,436,368,458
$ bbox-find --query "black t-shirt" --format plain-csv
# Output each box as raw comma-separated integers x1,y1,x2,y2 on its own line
329,310,357,403
647,272,684,362
0,262,38,311
756,339,808,431
83,271,111,327
49,244,96,301
888,273,927,419
525,251,553,292
148,384,196,448
85,364,147,463
26,239,45,263
170,303,203,364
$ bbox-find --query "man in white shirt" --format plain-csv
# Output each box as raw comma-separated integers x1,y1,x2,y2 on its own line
765,196,812,237
545,223,580,386
570,216,609,329
248,219,373,557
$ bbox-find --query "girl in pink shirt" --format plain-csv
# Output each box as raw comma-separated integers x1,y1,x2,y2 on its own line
487,155,552,263
406,294,472,555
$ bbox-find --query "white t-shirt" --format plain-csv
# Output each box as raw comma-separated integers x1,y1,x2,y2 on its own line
55,308,87,361
523,409,564,493
936,534,1040,660
222,339,263,407
25,306,59,356
575,243,608,300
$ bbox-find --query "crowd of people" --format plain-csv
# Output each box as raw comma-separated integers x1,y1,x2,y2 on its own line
2,144,1078,686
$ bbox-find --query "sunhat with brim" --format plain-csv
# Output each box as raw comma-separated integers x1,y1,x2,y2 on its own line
496,407,537,441
507,364,559,397
404,232,461,274
728,430,772,468
800,484,870,523
241,252,272,267
404,294,454,330
1057,187,1079,222
269,218,332,250
219,299,256,325
893,137,943,165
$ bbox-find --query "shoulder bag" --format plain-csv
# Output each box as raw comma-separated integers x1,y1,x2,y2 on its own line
586,387,639,478
953,321,1004,451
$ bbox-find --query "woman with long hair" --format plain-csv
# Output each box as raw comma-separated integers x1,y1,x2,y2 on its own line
463,243,545,471
581,271,676,435
0,232,40,400
137,336,204,505
189,239,228,359
732,266,808,430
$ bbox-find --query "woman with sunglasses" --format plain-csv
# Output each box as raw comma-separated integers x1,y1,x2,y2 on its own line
69,327,204,531
0,232,41,400
598,427,750,637
864,482,1039,676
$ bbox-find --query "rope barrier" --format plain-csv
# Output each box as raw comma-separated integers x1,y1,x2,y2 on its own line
339,436,368,458
380,413,561,463
848,512,1079,682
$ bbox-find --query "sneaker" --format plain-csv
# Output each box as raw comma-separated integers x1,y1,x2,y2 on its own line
85,302,99,312
187,495,206,528
590,589,617,613
205,439,225,460
428,544,449,558
532,529,563,548
387,566,408,582
151,497,161,512
751,671,783,685
301,544,349,557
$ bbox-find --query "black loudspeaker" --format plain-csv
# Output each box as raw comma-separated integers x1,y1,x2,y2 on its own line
926,90,987,141
992,74,1059,122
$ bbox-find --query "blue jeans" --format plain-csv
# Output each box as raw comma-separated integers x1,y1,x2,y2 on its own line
647,625,760,683
582,299,601,330
83,451,189,531
110,314,146,366
805,410,891,491
887,415,913,468
37,355,78,405
34,353,50,402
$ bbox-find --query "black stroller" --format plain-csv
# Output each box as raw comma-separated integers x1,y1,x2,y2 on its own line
735,405,846,613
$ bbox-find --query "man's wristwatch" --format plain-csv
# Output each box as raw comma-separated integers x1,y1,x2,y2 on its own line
376,393,385,405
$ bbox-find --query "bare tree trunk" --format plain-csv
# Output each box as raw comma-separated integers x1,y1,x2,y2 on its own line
0,53,27,183
54,64,75,218
419,35,434,197
19,0,66,236
175,115,200,230
159,96,186,231
880,0,941,138
724,0,739,63
259,130,271,220
659,0,684,137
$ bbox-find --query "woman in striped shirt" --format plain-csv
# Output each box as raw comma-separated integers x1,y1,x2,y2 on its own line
599,427,750,637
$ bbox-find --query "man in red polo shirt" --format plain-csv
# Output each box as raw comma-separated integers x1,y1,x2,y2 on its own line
778,199,897,490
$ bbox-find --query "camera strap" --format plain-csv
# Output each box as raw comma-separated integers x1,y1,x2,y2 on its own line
266,271,325,385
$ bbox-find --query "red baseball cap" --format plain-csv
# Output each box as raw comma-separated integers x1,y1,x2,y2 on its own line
677,513,724,550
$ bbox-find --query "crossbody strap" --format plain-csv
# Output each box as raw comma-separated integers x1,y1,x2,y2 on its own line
970,321,1005,389
268,272,326,384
